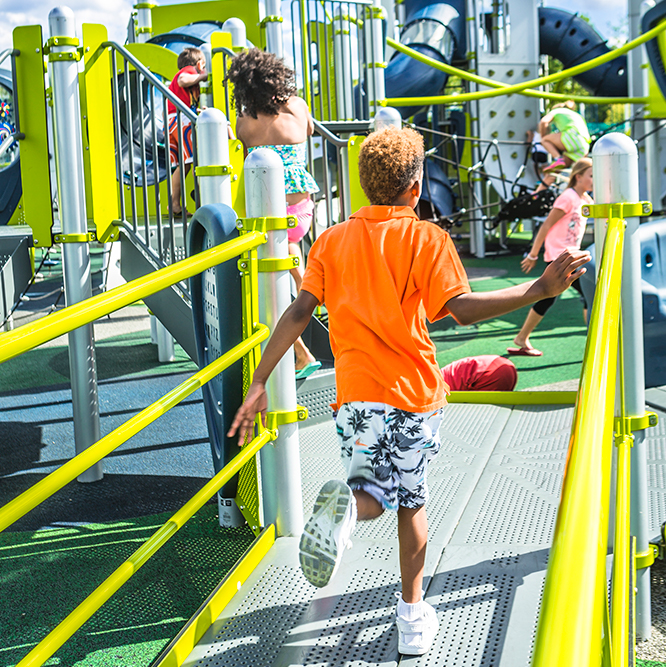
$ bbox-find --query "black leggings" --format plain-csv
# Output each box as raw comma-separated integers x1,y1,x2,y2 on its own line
532,277,584,317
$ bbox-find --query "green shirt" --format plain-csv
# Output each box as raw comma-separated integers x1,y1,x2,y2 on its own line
551,108,590,140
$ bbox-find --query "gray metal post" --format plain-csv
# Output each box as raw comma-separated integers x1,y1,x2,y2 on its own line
244,149,304,537
48,7,102,483
264,0,284,58
591,133,651,640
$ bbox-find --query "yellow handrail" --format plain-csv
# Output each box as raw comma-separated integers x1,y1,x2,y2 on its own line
0,231,266,364
381,20,666,107
383,37,649,106
611,318,632,667
531,216,625,666
0,325,269,533
15,427,275,667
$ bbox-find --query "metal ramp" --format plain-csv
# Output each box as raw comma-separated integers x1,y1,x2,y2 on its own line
174,372,666,667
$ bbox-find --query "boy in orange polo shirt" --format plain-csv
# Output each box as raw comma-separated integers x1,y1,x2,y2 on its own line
229,126,589,656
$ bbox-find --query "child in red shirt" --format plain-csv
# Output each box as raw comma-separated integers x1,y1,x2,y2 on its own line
167,47,207,216
229,127,589,656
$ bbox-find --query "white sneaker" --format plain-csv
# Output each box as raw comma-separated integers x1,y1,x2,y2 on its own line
299,480,357,587
395,594,440,656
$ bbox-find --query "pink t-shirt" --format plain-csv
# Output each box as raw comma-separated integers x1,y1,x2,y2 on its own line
544,188,590,262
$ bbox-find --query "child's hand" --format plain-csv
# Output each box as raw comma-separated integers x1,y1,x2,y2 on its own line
521,256,537,274
537,249,591,298
227,380,268,446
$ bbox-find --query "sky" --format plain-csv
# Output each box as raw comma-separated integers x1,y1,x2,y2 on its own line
0,0,629,57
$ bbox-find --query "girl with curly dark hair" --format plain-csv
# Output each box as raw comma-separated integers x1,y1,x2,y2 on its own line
227,48,320,379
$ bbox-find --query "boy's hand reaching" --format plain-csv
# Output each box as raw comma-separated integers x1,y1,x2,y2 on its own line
228,381,268,446
536,249,591,299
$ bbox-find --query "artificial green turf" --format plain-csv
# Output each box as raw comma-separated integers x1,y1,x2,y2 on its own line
0,504,255,667
638,661,666,666
430,251,589,389
0,325,198,394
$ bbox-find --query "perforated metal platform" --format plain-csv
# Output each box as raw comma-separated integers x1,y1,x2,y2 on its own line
183,388,666,667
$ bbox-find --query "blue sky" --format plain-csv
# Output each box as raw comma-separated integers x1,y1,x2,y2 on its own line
0,0,629,56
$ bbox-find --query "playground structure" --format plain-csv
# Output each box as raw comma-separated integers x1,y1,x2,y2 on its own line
1,0,666,665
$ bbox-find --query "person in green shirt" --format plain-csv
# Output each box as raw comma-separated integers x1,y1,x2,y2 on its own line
538,101,591,172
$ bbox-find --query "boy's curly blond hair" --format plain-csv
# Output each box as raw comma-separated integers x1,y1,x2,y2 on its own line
358,126,424,205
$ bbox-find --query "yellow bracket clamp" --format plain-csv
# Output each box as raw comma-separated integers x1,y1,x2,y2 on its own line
366,6,385,18
54,232,97,243
260,15,284,26
265,406,309,432
258,256,300,272
582,201,653,219
636,543,659,569
44,36,79,52
195,165,234,177
134,2,157,8
236,216,298,232
48,50,82,62
135,27,153,35
614,411,659,436
368,62,388,69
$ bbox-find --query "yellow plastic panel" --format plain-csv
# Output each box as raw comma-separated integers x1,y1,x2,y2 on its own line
151,0,262,48
211,31,234,121
82,24,121,242
646,66,666,119
310,22,337,122
347,135,370,213
123,42,178,81
12,26,54,247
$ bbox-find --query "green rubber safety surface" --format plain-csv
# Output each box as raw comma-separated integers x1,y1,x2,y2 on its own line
0,503,255,667
638,661,666,666
430,250,588,389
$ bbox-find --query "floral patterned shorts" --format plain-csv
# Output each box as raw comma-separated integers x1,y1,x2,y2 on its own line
335,402,444,511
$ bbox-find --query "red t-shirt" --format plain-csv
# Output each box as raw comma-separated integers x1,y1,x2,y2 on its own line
301,206,470,412
441,355,517,392
167,66,199,116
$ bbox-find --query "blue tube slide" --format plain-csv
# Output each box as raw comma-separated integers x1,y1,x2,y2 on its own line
384,3,629,216
538,7,627,97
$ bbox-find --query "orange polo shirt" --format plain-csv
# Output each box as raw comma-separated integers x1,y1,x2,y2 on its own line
301,206,470,412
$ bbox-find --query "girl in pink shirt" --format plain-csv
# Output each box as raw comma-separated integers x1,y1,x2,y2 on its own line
508,158,593,357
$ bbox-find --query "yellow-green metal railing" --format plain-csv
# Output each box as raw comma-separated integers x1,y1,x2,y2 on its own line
383,37,650,106
0,232,264,364
14,428,275,667
381,19,666,108
0,230,276,666
531,215,626,666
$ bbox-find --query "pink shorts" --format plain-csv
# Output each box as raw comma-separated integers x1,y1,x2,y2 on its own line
286,198,314,243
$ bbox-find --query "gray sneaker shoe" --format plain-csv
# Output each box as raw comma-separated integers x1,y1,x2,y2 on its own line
396,596,440,655
299,480,357,587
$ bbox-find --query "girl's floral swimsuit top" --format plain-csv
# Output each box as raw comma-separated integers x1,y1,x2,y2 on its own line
247,143,320,195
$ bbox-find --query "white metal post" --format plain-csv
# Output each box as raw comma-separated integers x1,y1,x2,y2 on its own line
199,43,213,110
197,108,233,207
334,13,354,120
195,107,245,527
134,3,153,43
244,148,304,537
48,7,102,483
373,106,402,131
591,133,651,640
264,0,284,58
366,0,386,117
222,18,247,49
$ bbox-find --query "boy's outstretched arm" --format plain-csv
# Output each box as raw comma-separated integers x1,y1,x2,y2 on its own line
445,249,591,326
227,289,319,445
